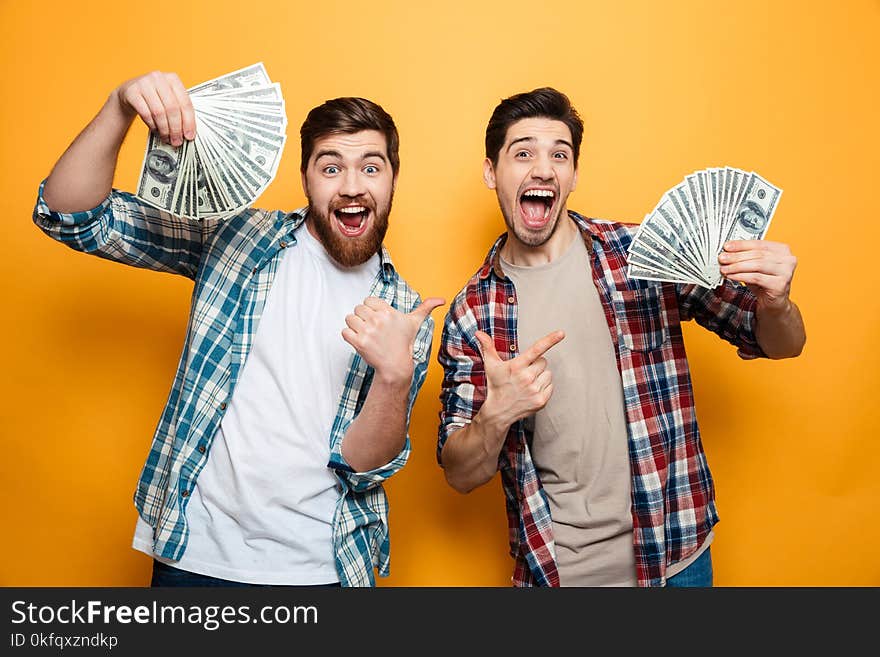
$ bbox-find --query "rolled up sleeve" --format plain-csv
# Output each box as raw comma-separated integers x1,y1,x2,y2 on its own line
328,313,434,493
436,302,485,464
676,280,766,360
32,179,212,280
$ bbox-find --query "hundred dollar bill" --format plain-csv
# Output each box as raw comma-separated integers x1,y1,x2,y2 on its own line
628,166,783,289
137,134,185,213
136,62,288,220
723,172,782,243
188,63,271,96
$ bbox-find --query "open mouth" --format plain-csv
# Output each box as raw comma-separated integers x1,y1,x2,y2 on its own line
518,189,556,229
333,205,371,238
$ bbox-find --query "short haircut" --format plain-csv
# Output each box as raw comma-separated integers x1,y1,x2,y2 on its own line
300,97,400,175
485,87,584,167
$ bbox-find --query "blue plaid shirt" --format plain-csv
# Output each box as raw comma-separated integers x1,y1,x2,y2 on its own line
33,182,434,587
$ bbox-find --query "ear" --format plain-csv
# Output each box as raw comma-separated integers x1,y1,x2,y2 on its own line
571,167,578,192
483,158,497,190
392,173,398,194
300,169,308,196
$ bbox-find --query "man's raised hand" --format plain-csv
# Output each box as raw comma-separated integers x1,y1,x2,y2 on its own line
342,296,446,385
474,329,565,429
116,71,196,147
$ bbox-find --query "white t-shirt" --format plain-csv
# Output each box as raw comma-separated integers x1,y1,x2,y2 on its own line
133,224,380,584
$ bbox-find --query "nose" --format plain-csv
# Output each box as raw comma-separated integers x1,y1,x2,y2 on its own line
530,154,554,181
339,168,366,197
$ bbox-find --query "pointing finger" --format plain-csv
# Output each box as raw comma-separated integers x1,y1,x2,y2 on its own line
519,330,565,364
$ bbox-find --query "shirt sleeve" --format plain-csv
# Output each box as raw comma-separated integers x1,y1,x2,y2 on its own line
675,279,767,360
32,179,221,280
436,299,485,464
327,303,435,493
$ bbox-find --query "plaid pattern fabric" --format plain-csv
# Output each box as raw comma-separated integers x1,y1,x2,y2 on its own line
34,181,433,587
437,211,764,587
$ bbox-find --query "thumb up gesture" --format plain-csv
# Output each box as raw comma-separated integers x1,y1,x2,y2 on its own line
343,296,446,385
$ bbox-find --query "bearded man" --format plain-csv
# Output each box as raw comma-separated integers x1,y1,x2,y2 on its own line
34,70,443,587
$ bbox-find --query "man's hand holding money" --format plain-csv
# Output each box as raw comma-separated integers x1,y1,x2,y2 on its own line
116,71,196,147
719,240,798,313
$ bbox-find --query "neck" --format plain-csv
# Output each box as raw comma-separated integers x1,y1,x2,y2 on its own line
305,214,320,241
501,211,578,267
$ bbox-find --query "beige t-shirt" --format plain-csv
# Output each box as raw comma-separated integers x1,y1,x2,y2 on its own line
502,234,636,586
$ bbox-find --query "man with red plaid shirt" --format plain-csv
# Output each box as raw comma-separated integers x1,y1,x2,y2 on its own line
437,88,805,587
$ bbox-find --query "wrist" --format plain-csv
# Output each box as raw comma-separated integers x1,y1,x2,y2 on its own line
757,296,794,317
372,362,414,389
105,87,137,124
474,400,513,437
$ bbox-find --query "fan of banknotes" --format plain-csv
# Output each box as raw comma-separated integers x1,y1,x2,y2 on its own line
136,62,287,220
627,167,782,288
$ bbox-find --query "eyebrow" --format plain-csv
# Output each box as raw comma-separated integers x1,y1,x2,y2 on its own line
506,136,574,151
314,150,388,163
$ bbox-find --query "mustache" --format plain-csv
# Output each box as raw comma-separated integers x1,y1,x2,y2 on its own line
330,197,375,212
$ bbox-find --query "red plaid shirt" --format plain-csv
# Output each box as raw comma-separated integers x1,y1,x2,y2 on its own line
437,212,764,586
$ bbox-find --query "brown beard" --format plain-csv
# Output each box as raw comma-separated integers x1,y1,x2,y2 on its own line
307,197,391,267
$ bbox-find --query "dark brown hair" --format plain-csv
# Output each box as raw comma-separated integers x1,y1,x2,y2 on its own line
485,87,584,168
300,97,400,175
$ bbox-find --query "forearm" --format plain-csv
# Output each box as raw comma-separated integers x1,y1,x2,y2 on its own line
43,90,136,213
754,298,806,359
441,408,510,494
341,375,411,472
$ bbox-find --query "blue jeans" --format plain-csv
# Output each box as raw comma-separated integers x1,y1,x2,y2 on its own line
150,560,341,587
665,547,713,587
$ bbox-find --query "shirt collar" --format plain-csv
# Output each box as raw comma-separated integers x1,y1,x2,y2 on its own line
478,210,606,281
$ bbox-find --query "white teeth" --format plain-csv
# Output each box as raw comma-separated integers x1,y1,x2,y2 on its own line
337,206,366,214
523,189,555,198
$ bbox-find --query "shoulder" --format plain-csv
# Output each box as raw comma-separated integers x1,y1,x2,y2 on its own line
439,267,490,340
569,212,640,255
573,211,639,240
390,270,422,312
208,207,294,247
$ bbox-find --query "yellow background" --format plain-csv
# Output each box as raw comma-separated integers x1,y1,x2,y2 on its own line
1,0,878,586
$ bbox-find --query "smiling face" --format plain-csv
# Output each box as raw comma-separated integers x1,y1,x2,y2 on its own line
484,117,578,251
301,129,395,267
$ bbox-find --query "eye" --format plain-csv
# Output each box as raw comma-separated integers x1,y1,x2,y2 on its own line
323,165,340,175
553,151,569,160
515,150,530,159
364,165,379,174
